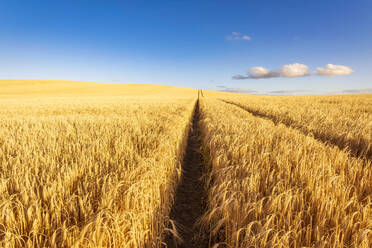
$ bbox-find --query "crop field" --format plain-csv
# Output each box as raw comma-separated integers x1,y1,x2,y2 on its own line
218,94,372,160
198,98,372,247
0,80,371,248
0,80,198,247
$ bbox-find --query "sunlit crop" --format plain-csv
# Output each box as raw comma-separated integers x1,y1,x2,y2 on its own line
198,97,372,248
1,80,371,248
0,82,196,247
218,94,372,159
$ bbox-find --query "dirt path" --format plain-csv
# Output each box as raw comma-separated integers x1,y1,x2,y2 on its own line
165,101,209,248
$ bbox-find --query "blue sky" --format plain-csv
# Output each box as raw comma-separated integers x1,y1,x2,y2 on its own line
0,0,371,93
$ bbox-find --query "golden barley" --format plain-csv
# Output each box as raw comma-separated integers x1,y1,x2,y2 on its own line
0,80,197,247
198,98,372,248
217,93,372,159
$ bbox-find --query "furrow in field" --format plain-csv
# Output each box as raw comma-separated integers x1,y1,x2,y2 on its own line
165,100,209,248
220,99,372,161
0,96,196,248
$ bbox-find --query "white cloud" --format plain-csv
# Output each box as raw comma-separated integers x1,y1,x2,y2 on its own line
226,32,251,41
278,63,310,78
249,67,269,77
248,66,280,79
233,63,309,80
233,63,355,80
316,64,354,76
241,35,251,40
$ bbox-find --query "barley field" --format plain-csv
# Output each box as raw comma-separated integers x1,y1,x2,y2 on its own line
0,80,197,247
198,97,372,247
0,80,371,247
218,93,372,159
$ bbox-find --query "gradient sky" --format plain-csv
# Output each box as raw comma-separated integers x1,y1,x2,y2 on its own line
1,0,371,93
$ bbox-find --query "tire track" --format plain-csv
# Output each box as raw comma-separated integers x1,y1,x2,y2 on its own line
165,100,209,248
220,99,372,162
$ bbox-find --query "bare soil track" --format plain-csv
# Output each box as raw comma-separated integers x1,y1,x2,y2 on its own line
165,101,209,248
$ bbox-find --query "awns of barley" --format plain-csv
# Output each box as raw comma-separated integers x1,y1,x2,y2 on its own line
198,98,372,248
0,96,196,248
1,84,372,248
220,94,372,160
